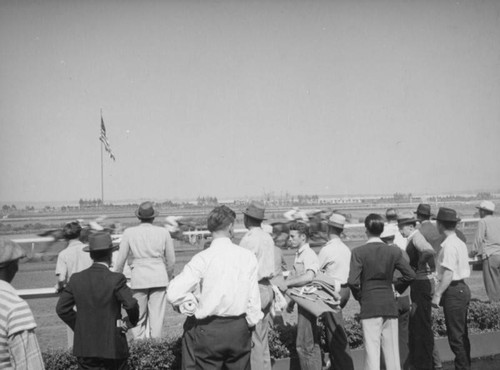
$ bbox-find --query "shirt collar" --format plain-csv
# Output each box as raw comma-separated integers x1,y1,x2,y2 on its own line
407,229,418,241
366,237,383,244
297,243,310,254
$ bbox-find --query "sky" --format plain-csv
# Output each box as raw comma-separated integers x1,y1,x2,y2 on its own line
1,0,499,205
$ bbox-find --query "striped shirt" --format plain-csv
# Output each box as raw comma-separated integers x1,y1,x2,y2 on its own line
0,280,43,370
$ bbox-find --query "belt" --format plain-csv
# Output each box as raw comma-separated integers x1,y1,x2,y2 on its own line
449,280,465,286
195,314,245,325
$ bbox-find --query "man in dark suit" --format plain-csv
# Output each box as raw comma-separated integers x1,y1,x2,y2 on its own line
56,232,139,370
348,213,415,370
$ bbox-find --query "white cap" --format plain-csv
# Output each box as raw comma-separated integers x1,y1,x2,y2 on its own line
477,201,495,213
380,225,397,239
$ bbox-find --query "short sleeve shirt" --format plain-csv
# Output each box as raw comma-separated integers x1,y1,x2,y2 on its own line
437,233,471,281
292,243,319,277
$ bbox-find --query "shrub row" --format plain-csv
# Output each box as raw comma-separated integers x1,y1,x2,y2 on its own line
42,300,500,369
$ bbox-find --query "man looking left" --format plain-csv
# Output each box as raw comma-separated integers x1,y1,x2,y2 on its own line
239,201,275,370
114,201,175,339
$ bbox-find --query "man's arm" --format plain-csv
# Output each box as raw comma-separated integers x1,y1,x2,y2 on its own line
286,270,315,288
114,274,139,326
432,268,453,307
471,220,486,258
55,282,77,330
167,255,204,306
164,231,176,280
54,254,68,293
246,257,263,327
8,330,45,370
113,233,130,274
394,248,416,293
413,232,436,269
347,251,362,301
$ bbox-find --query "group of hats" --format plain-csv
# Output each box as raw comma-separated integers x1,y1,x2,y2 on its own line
397,203,462,225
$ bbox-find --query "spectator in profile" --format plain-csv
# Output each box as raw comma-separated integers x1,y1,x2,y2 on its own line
432,208,471,370
167,205,262,369
114,201,175,339
471,200,500,302
384,208,407,250
0,238,45,370
57,232,139,370
348,213,415,370
55,221,92,293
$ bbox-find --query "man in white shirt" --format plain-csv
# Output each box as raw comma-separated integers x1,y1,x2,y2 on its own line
286,222,322,370
317,213,354,370
114,201,175,339
432,208,471,370
384,208,407,251
239,201,275,370
167,205,262,370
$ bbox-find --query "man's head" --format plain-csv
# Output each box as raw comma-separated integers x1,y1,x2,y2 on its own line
364,213,385,238
242,201,266,228
83,232,117,264
385,208,398,223
0,238,26,283
476,200,495,219
396,212,417,238
415,203,432,221
135,201,158,223
63,221,82,241
435,207,460,235
326,213,345,236
289,222,309,249
207,205,236,236
380,226,396,245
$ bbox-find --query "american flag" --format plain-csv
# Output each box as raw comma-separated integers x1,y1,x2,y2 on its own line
100,115,116,161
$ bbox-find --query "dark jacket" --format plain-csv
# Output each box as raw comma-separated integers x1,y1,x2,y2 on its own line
348,241,415,319
56,263,139,359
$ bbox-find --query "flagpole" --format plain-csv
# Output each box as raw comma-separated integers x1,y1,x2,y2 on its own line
100,109,104,206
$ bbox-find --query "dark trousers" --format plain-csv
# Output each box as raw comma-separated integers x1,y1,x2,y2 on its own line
442,281,471,370
182,316,197,370
193,315,251,370
409,279,435,370
296,306,322,370
323,309,354,370
77,357,128,370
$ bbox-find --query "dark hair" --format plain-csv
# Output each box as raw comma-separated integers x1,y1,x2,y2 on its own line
365,213,384,236
244,214,262,228
89,249,112,262
482,209,494,216
417,213,431,221
207,205,236,233
327,224,343,236
385,208,397,222
63,221,82,240
289,222,310,239
437,220,457,231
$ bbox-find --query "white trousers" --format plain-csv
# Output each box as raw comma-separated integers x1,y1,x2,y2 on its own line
361,317,400,370
131,287,167,339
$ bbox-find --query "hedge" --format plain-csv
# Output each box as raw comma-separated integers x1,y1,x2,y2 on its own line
42,299,500,369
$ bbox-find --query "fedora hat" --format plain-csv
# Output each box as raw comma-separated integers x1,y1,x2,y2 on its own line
83,232,117,252
476,200,495,213
397,212,417,225
327,213,346,229
414,203,431,217
135,201,159,220
243,201,266,220
435,207,461,222
0,238,26,268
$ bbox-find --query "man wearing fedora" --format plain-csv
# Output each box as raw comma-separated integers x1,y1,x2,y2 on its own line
317,213,354,370
239,201,275,370
0,238,44,370
167,205,262,370
471,200,500,302
56,232,139,370
432,208,471,370
114,201,175,339
397,212,437,370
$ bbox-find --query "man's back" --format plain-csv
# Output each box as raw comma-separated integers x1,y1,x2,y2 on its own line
349,241,415,319
55,239,92,281
56,264,138,359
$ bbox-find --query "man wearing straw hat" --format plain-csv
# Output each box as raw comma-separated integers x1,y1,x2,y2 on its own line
239,201,275,370
0,238,44,370
471,200,500,302
317,213,354,370
432,207,471,370
56,232,139,370
114,201,175,339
